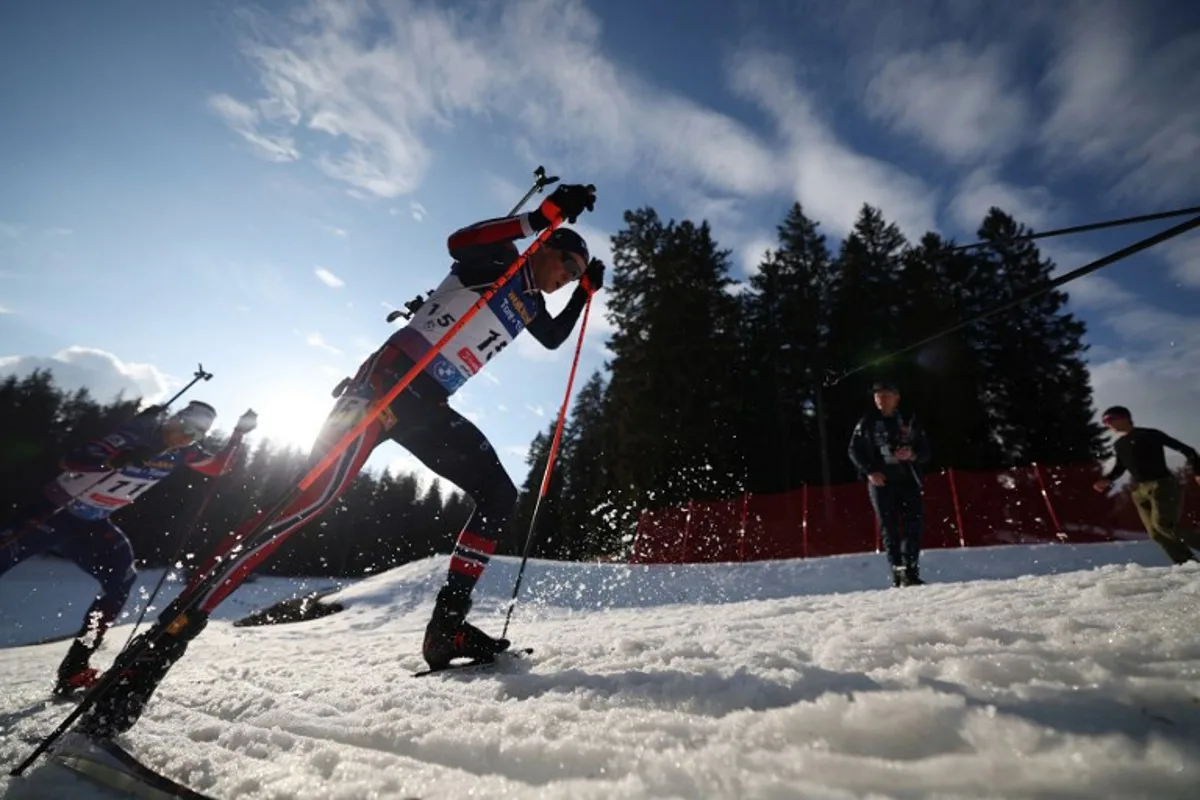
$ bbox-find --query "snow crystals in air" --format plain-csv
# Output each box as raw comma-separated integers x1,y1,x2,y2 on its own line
2,540,1199,798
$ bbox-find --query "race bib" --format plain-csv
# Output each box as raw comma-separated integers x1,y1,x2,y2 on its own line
400,272,534,393
57,470,159,519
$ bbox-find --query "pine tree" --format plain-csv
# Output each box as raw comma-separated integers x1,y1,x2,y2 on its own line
972,208,1105,465
604,208,745,519
823,205,912,483
741,203,834,492
558,370,617,558
410,478,457,560
890,233,1004,470
389,471,425,562
509,424,570,559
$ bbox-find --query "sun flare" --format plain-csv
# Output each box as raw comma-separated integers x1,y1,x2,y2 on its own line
241,384,338,456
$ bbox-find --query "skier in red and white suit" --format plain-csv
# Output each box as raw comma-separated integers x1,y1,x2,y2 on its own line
79,183,602,739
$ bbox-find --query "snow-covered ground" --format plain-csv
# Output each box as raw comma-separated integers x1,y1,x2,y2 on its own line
2,541,1199,799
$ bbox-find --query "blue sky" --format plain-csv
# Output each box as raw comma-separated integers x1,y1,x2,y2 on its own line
2,0,1199,490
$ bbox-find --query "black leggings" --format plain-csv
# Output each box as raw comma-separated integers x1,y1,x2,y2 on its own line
190,344,516,611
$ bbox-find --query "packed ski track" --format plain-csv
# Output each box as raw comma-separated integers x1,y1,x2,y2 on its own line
2,540,1199,799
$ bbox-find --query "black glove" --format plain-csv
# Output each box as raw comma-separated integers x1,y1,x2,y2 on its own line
582,258,605,294
543,183,596,224
105,445,159,470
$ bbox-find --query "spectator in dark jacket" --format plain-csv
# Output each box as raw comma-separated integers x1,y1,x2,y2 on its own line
1093,405,1200,564
848,381,932,587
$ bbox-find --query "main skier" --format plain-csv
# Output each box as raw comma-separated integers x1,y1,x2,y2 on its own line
76,182,603,739
0,400,257,695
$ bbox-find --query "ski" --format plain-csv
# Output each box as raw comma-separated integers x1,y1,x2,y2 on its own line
51,732,217,800
412,647,534,678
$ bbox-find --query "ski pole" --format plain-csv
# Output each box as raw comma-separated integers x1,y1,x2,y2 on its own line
158,364,214,412
507,165,559,216
386,166,559,324
0,363,212,558
118,438,245,651
10,363,212,547
129,363,213,423
501,291,593,640
10,212,572,776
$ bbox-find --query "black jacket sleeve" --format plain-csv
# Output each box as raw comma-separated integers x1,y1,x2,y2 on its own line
847,416,882,477
525,285,589,349
1156,429,1200,473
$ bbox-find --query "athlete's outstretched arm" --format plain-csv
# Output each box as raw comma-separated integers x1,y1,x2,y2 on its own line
186,410,258,476
525,285,590,349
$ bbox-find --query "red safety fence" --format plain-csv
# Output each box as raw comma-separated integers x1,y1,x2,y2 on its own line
630,462,1200,563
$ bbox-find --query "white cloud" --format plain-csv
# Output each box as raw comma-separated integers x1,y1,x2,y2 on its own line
865,42,1029,164
314,266,345,288
1064,274,1136,311
740,236,775,277
331,227,349,237
1159,233,1200,288
214,0,780,205
0,222,23,238
1038,1,1200,203
207,93,300,162
525,403,545,418
304,331,343,356
44,227,74,237
0,346,171,405
410,201,428,222
949,168,1060,235
727,50,939,240
0,305,10,314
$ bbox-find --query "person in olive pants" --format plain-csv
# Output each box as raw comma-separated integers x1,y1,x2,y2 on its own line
1093,405,1200,564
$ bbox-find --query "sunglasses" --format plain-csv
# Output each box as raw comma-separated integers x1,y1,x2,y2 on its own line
560,251,587,281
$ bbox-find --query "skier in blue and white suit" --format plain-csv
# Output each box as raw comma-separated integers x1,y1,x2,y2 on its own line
0,400,256,694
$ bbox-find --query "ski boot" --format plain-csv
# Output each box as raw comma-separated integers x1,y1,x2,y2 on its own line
76,609,209,739
53,640,100,697
422,587,510,671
